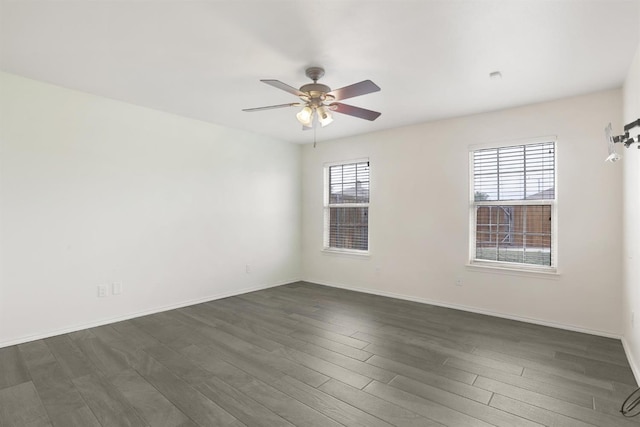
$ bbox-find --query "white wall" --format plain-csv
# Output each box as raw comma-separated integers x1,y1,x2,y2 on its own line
0,69,629,350
303,89,623,336
0,72,302,347
622,33,640,377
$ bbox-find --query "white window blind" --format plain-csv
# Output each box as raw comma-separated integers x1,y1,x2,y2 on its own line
324,161,369,252
472,142,556,268
474,143,555,202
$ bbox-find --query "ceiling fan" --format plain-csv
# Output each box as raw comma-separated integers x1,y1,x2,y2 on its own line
242,67,381,129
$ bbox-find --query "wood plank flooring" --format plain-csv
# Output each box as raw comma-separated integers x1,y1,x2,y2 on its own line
1,281,638,426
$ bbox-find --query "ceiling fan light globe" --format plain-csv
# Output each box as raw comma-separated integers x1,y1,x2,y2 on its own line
320,115,333,127
296,106,313,126
317,106,333,127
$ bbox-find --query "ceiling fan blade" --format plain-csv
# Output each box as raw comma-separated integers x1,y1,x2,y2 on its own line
328,80,380,101
242,103,300,112
261,80,305,97
330,102,381,121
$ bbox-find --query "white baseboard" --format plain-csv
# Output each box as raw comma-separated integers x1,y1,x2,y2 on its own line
621,336,640,386
0,278,300,349
306,278,622,340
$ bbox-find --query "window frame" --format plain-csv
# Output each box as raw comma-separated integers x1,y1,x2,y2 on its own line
468,137,558,273
323,158,371,256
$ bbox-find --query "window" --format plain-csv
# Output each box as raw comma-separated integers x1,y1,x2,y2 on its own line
324,160,370,253
470,141,556,270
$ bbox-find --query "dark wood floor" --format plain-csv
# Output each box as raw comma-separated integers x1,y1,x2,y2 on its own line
1,282,638,426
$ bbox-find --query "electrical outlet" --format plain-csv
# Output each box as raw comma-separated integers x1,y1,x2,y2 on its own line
245,264,251,274
112,282,123,295
455,278,463,287
97,285,108,298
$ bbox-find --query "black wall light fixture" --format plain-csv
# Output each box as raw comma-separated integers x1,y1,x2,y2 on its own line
605,118,640,162
613,118,640,148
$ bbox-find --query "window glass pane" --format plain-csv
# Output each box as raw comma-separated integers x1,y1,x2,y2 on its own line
475,205,551,266
473,142,555,201
329,184,342,203
329,207,368,250
329,162,370,204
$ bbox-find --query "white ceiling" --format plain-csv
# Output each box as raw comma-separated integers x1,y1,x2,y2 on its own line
1,1,639,144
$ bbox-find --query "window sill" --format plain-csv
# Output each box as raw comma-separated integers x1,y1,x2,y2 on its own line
322,248,370,258
466,261,560,279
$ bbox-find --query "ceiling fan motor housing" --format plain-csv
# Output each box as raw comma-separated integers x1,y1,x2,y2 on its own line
300,67,335,105
299,83,333,105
